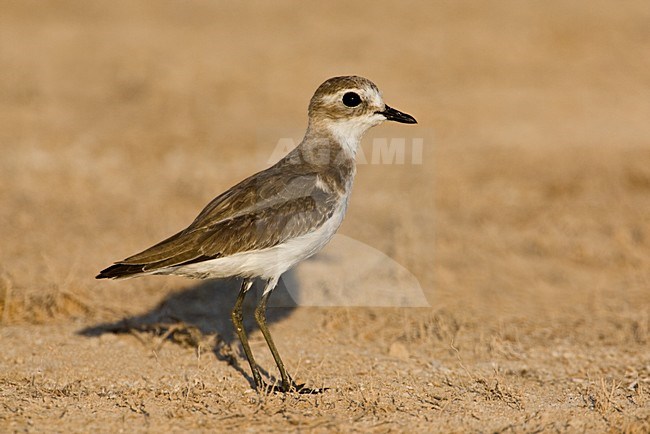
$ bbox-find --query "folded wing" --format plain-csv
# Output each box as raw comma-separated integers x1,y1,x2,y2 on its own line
96,165,338,279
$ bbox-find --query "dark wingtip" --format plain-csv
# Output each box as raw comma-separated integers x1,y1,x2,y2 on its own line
96,263,145,280
95,272,113,280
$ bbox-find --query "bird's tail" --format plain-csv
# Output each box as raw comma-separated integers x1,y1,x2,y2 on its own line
96,263,148,280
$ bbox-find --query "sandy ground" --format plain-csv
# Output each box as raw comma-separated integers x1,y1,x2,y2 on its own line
2,1,650,432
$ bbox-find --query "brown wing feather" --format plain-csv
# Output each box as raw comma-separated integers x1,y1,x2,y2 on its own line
96,164,339,279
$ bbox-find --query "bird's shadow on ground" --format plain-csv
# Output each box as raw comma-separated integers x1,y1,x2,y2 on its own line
78,272,300,388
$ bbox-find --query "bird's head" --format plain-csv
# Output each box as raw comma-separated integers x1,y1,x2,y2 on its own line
307,76,416,155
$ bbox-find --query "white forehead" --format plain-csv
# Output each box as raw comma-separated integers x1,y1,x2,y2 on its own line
320,85,384,108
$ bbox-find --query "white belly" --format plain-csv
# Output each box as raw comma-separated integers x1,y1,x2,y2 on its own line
165,200,348,281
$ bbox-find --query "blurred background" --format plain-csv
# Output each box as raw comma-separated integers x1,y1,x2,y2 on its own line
1,1,649,431
2,0,648,319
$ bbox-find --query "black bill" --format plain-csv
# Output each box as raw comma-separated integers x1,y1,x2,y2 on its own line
377,105,417,124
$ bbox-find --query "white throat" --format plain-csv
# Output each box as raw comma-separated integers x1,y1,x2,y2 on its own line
327,116,383,159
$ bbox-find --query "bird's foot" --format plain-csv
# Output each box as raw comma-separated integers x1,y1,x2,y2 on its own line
256,380,327,394
287,381,327,395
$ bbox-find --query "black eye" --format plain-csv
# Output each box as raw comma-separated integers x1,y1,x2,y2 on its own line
342,92,361,107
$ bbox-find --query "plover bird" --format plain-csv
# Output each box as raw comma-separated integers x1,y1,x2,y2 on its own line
97,76,416,393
